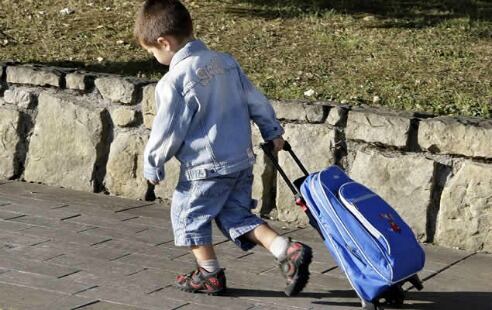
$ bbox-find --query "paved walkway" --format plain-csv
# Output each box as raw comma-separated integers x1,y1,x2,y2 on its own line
0,180,490,310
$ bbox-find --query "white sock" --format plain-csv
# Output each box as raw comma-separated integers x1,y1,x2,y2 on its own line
197,259,220,273
269,236,289,261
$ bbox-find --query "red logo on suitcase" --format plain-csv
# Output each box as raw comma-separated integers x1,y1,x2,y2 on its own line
380,213,401,233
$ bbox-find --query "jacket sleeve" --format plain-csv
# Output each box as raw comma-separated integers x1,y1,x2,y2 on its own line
143,81,195,182
235,62,284,141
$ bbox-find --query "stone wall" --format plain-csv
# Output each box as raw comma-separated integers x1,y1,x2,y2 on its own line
1,63,491,252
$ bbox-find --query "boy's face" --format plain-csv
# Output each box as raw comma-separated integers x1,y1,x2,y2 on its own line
143,44,174,66
142,36,181,66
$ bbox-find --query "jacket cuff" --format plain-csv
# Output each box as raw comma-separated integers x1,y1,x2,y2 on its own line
262,124,285,141
144,165,165,182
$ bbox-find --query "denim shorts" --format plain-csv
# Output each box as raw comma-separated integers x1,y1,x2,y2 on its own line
170,166,265,251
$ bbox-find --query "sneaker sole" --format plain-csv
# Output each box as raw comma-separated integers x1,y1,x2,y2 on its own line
285,244,313,297
176,285,227,296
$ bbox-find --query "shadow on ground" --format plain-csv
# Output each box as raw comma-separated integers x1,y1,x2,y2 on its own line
228,0,492,27
38,59,167,79
311,290,492,309
224,288,492,309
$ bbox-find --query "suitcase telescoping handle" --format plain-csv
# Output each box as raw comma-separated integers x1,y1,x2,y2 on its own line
260,140,309,198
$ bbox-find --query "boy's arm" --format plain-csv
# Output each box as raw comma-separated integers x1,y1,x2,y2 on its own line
235,63,284,141
143,82,195,183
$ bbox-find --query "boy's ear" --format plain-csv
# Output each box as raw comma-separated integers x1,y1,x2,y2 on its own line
156,36,172,51
157,35,180,51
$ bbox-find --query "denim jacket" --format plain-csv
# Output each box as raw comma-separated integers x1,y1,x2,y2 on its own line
143,39,284,182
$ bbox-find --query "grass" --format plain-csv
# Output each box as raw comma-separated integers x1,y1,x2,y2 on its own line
0,0,491,118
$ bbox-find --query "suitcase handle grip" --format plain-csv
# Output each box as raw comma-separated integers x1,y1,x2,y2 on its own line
260,140,309,197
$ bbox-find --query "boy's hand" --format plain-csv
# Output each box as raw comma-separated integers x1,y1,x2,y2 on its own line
272,136,285,153
147,179,159,186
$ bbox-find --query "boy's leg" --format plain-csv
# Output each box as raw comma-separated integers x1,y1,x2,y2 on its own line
245,224,313,296
191,244,221,273
171,178,236,294
215,167,312,296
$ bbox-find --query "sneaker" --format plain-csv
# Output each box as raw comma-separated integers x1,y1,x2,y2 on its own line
278,240,312,296
175,267,226,295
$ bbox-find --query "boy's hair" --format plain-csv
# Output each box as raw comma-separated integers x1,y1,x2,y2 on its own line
134,0,193,47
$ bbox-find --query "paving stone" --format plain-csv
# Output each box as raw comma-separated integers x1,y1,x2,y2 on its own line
0,252,80,277
77,238,182,257
0,229,51,249
76,284,188,310
0,269,94,294
405,254,492,309
117,204,170,220
117,253,195,272
0,192,69,210
0,282,97,310
66,213,150,230
17,225,116,247
5,243,66,261
81,301,146,310
8,213,96,232
0,218,35,231
81,226,174,245
160,285,259,310
225,268,354,309
0,208,24,220
48,253,143,277
0,181,149,210
0,201,85,221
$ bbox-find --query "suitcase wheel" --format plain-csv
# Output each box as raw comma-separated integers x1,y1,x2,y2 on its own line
382,285,405,306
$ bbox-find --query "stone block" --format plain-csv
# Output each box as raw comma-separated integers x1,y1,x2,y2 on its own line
0,63,5,80
24,91,109,192
435,161,492,252
0,107,22,179
3,86,38,109
271,100,306,122
95,76,141,105
111,107,139,127
66,72,93,91
154,158,181,201
141,83,156,129
276,124,336,224
349,150,435,240
327,106,348,127
345,109,412,147
271,100,328,123
305,103,328,123
418,117,492,158
105,132,148,200
252,125,276,215
6,65,63,87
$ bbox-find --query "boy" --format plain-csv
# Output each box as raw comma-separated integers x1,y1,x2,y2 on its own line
135,0,312,296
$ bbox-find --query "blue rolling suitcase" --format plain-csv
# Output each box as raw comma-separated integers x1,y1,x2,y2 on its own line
262,141,425,310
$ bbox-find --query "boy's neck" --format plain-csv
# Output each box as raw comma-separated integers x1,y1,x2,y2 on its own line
174,36,195,53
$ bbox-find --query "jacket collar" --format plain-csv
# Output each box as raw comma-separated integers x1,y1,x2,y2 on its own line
170,39,208,69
